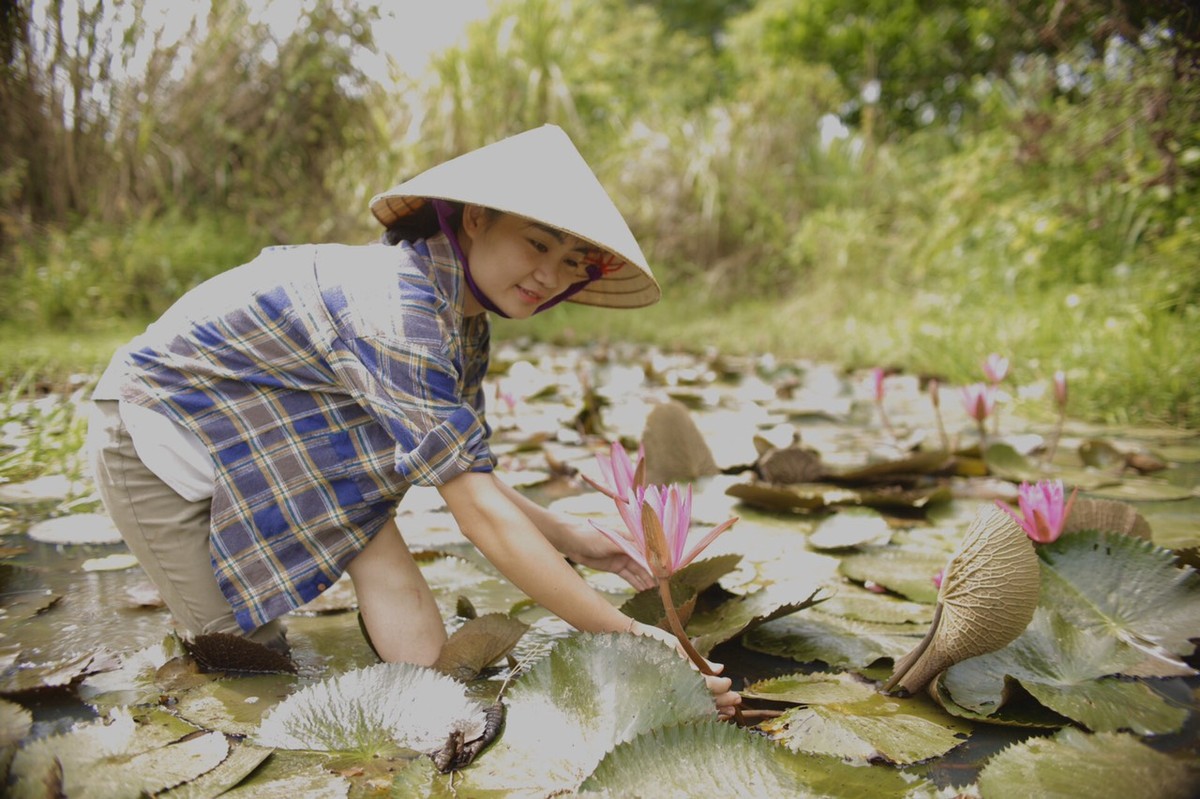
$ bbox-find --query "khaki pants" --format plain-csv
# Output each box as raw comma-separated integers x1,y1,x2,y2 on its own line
87,400,287,652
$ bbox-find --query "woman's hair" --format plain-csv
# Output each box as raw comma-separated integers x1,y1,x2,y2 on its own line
380,201,502,246
380,201,453,246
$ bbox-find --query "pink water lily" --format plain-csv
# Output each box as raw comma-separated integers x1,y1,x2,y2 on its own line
590,483,738,579
960,383,996,422
582,441,645,503
996,479,1078,544
983,353,1009,385
871,367,886,403
1054,370,1069,409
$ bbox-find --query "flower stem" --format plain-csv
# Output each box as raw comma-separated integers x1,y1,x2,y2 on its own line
1045,408,1065,464
657,578,746,725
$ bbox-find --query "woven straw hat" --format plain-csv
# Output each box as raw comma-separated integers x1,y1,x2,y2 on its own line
370,125,660,309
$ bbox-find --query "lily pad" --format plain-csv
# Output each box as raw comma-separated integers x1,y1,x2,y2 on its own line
726,480,853,512
816,583,936,625
760,692,973,765
941,608,1188,733
976,727,1200,799
808,509,893,550
174,675,298,736
744,610,926,670
9,709,229,799
157,741,274,799
1084,477,1196,502
743,671,878,705
1037,530,1200,671
460,633,714,796
983,443,1115,490
838,545,949,604
685,577,830,656
25,512,123,545
432,613,529,681
620,554,743,627
823,450,954,483
255,661,491,758
579,719,936,797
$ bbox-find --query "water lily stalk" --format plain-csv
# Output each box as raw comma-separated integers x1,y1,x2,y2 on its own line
983,354,1008,436
642,501,745,725
928,379,950,451
871,367,897,440
1045,370,1068,464
961,383,995,452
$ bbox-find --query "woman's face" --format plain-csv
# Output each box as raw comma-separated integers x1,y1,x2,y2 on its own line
459,205,593,318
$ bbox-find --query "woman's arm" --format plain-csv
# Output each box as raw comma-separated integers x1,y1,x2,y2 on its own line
438,471,632,633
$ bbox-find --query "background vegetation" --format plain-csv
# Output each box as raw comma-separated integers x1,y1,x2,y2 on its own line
1,0,1197,427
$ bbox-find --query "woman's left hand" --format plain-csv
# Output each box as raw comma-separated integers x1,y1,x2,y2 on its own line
559,519,654,591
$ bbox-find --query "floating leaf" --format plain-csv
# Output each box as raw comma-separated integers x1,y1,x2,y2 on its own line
174,675,297,736
641,399,721,484
1038,530,1200,671
218,757,351,798
620,554,742,627
1084,477,1195,501
579,719,936,797
817,583,936,625
183,633,297,675
10,709,229,799
941,608,1187,733
158,742,274,799
432,613,529,681
460,633,713,796
984,443,1115,490
255,662,491,759
838,544,949,604
25,512,123,544
928,674,1068,728
81,553,139,572
726,480,849,512
808,509,893,550
823,450,953,483
884,506,1040,694
1065,497,1152,539
745,610,925,670
0,648,119,694
761,692,973,765
743,671,878,705
685,577,830,656
976,727,1200,799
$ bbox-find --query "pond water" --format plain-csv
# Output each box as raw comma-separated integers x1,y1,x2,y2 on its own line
2,342,1198,795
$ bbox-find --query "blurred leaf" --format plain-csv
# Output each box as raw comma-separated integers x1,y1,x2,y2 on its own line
977,728,1200,799
1084,478,1196,501
808,508,892,550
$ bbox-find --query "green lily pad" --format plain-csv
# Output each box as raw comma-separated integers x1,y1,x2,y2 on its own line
976,727,1200,799
460,633,713,796
1038,530,1200,670
686,577,830,656
726,480,857,512
817,583,936,625
808,509,893,550
941,608,1187,734
158,741,274,799
838,545,949,604
255,662,491,759
9,709,229,799
218,754,351,798
173,675,298,736
824,451,955,483
619,554,742,626
928,673,1069,728
578,720,937,798
761,692,973,765
984,443,1116,490
744,610,926,670
1084,477,1196,501
743,671,879,705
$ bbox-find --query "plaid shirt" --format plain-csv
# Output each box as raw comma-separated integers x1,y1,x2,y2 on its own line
94,235,493,630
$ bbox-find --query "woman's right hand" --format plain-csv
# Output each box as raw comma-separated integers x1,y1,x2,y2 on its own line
630,621,742,719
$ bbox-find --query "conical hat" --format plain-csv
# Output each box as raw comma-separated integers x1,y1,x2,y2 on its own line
370,125,660,309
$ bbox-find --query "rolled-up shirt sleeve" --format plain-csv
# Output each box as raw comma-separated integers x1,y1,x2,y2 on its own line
334,334,493,487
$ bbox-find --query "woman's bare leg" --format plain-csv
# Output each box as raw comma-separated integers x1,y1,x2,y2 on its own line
345,516,446,665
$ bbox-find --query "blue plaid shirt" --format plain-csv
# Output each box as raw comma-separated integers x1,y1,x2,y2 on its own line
94,235,493,630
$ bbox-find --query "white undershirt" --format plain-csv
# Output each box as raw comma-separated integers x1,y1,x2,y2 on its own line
119,400,216,501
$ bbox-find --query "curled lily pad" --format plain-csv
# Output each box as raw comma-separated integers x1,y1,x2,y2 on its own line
883,505,1040,694
641,399,721,484
432,613,529,681
1065,497,1152,539
977,727,1200,799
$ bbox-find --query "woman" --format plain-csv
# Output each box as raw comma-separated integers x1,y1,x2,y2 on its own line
87,125,740,716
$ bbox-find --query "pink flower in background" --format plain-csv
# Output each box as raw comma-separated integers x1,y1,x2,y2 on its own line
996,479,1078,544
590,483,737,579
871,367,886,403
983,354,1009,385
1054,370,1069,409
932,569,944,590
960,383,996,422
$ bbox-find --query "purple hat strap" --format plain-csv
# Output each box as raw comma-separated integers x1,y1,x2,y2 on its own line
432,199,601,317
